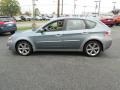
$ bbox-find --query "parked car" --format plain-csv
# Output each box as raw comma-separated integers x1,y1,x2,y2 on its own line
101,18,115,27
0,16,17,34
113,16,120,25
41,14,51,20
14,16,22,21
34,16,42,20
7,17,112,57
21,15,32,21
41,15,47,20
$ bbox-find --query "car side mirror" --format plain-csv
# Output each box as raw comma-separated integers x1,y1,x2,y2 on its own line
40,28,45,33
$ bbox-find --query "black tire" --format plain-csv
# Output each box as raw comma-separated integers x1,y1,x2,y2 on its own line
109,24,113,27
16,41,33,56
84,41,102,57
115,23,119,26
10,31,15,34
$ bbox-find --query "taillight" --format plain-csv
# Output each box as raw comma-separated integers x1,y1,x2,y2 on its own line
12,20,16,24
0,22,5,26
4,21,16,25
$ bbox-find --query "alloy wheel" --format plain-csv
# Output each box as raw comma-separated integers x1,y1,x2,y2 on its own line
16,41,32,56
85,41,101,57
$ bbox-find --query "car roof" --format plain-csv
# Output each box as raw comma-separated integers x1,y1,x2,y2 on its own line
0,16,12,18
51,16,99,22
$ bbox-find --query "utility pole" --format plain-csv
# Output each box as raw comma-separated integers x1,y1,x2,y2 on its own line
83,6,87,16
94,1,98,16
61,0,63,15
57,0,60,17
74,0,76,15
32,0,36,19
112,2,116,10
98,0,101,16
32,0,37,29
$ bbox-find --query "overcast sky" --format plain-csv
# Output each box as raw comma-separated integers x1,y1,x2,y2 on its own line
17,0,119,14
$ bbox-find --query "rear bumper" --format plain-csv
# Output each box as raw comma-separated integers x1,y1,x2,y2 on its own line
103,37,112,50
0,27,17,33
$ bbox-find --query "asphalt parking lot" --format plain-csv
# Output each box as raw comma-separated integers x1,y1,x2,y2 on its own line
0,26,120,90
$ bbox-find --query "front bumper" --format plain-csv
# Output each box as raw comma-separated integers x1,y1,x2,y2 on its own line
7,40,12,50
7,40,15,51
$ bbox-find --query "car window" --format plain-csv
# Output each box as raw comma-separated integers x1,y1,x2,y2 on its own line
85,20,96,29
66,19,85,30
0,17,14,22
45,20,64,31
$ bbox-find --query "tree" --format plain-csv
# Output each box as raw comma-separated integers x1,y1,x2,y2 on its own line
112,9,120,15
24,11,32,16
0,0,21,16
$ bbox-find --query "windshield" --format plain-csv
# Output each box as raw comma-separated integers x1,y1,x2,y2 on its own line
33,20,53,32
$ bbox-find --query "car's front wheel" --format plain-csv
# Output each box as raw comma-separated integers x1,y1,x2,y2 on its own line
84,41,102,57
16,41,33,56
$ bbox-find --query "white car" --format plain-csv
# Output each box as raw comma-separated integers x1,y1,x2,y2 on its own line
14,16,22,21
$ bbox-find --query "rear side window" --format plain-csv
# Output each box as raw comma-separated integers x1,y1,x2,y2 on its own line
66,19,86,30
85,20,96,29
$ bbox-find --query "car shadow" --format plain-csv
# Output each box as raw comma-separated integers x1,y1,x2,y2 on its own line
31,51,87,57
10,51,111,59
0,33,11,37
11,50,107,57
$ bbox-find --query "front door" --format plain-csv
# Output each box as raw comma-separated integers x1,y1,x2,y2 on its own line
34,20,65,49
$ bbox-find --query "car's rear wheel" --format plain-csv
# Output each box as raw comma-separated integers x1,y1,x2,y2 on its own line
16,41,33,56
84,41,102,57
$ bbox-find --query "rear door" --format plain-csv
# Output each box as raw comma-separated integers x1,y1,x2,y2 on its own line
62,19,87,49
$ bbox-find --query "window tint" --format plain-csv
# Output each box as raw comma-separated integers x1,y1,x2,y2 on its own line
45,20,64,31
66,19,85,30
85,20,96,29
0,17,14,22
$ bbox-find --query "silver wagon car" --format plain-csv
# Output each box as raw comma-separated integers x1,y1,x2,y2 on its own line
7,17,112,57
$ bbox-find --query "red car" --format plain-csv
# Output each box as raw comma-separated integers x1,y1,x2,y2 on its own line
0,16,17,34
100,18,115,27
113,16,120,25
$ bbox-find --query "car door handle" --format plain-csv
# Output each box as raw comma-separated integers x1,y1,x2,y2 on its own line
81,32,89,34
56,34,62,37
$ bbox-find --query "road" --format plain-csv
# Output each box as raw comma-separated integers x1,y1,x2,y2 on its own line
0,26,120,90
